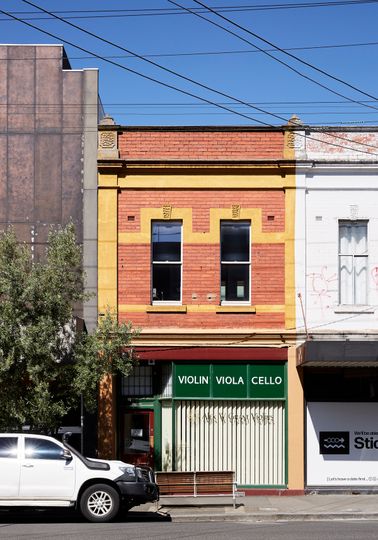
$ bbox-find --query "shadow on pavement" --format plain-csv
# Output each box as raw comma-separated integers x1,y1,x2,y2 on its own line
0,508,171,524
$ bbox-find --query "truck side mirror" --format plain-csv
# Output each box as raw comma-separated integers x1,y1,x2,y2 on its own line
62,449,72,461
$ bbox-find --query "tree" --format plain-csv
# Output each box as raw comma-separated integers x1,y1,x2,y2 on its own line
0,224,138,432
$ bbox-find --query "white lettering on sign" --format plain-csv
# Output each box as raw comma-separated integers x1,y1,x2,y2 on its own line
178,375,209,385
251,376,282,385
215,376,245,385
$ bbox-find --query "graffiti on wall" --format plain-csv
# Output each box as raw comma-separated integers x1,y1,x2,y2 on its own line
307,265,378,318
371,267,378,290
307,266,337,313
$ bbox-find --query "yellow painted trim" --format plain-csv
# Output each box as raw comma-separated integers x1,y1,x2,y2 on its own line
98,188,118,313
256,305,285,313
284,182,296,329
283,128,296,330
117,174,290,190
216,306,256,313
119,304,284,313
119,207,285,244
146,305,187,313
287,346,304,490
98,173,119,188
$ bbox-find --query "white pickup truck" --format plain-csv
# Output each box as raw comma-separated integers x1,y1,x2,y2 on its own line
0,433,159,522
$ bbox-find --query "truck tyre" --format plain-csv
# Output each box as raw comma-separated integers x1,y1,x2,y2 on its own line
79,484,120,523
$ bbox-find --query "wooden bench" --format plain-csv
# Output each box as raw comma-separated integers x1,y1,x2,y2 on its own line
155,471,243,508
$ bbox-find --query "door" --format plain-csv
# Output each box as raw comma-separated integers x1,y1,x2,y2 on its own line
122,410,154,467
19,436,76,499
0,436,20,497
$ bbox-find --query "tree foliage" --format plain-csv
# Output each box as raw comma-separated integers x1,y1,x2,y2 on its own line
0,224,138,432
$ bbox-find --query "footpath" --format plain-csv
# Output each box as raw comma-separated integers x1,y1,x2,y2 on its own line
134,494,378,523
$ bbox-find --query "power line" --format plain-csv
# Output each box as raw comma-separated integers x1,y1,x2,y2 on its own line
11,0,378,124
20,0,289,126
172,0,378,109
20,0,378,137
3,0,378,20
3,40,378,61
0,6,275,128
1,99,378,107
171,0,378,151
3,6,378,154
95,111,378,116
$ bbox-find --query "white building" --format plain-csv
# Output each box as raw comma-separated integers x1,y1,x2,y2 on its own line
294,124,378,491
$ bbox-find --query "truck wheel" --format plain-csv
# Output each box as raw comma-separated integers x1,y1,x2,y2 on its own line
80,484,120,523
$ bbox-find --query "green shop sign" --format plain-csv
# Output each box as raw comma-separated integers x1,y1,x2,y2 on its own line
174,363,285,399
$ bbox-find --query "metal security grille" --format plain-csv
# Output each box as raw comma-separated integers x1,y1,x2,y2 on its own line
175,400,285,486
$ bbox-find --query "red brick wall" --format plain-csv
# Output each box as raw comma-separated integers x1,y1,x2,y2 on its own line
118,188,286,329
119,311,284,328
118,130,285,161
119,190,285,234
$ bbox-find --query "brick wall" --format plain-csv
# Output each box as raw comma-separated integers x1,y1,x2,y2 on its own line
119,190,285,234
118,130,285,161
118,188,286,329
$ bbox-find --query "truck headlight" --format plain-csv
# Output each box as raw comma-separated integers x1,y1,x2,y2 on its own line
119,466,136,481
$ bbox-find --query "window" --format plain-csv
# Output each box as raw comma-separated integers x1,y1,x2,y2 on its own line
0,437,18,458
122,365,153,396
339,220,368,305
220,221,250,303
152,221,182,303
25,438,64,460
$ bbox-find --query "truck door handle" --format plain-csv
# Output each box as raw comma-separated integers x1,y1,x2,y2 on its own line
22,464,34,468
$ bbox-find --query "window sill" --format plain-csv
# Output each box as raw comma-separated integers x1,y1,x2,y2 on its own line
216,305,256,314
334,305,375,314
146,305,187,313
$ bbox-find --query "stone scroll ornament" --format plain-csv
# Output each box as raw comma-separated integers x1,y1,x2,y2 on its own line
162,204,173,219
231,204,241,219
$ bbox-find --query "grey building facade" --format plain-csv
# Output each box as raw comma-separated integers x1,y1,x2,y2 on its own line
0,44,99,330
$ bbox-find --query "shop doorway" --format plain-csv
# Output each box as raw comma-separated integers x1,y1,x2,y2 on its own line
121,410,154,467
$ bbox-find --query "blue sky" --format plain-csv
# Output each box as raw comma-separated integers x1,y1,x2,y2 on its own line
1,0,378,126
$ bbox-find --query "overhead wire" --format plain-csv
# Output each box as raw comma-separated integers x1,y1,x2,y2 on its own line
7,0,378,134
170,0,378,108
2,6,378,155
4,0,378,19
20,0,289,126
19,0,378,150
2,39,378,61
0,6,276,128
1,99,378,106
171,0,378,151
20,0,378,114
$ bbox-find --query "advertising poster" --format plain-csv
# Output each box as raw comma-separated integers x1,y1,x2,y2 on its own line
307,402,378,486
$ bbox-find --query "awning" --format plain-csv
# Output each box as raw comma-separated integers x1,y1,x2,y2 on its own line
136,346,287,362
298,340,378,367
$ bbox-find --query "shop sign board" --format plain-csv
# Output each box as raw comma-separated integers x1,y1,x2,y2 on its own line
307,402,378,487
174,363,285,399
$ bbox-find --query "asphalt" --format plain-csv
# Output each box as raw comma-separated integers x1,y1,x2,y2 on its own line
135,494,378,523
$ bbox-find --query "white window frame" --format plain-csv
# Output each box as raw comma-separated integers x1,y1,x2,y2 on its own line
151,221,182,305
220,220,251,305
338,220,368,306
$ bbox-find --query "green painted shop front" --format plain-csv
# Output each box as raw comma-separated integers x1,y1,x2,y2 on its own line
119,360,287,488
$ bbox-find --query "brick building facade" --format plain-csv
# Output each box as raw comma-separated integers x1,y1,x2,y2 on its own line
97,124,303,492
